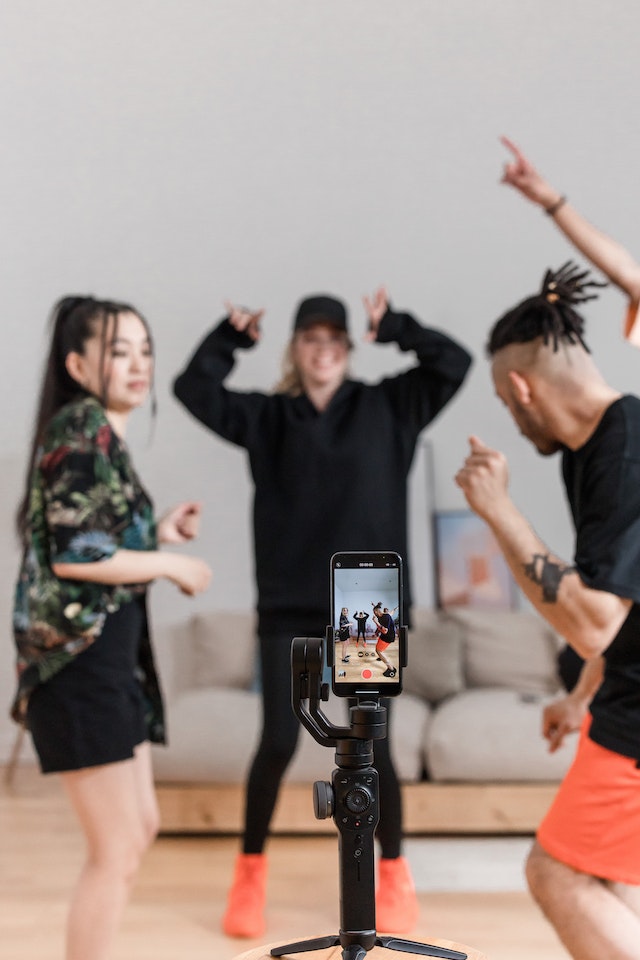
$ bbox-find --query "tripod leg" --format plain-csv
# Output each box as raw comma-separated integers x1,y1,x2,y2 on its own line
375,936,467,959
270,934,340,956
342,946,368,960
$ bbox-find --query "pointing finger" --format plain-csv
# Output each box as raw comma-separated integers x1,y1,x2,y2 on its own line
500,135,522,160
469,435,490,453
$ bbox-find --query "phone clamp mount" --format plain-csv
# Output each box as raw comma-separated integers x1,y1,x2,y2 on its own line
269,632,467,960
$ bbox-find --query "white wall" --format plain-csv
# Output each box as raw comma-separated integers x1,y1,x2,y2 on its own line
3,0,640,759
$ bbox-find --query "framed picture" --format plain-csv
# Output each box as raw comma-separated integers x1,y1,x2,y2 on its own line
433,509,517,610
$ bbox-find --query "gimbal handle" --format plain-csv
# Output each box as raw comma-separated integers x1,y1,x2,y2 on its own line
281,635,469,960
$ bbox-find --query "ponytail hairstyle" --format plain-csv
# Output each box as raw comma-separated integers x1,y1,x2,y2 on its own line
16,295,155,541
487,261,607,357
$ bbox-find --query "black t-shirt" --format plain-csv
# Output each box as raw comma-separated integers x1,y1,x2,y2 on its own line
378,612,396,639
562,394,640,759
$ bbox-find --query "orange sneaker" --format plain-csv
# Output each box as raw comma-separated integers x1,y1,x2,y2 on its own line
222,853,268,938
375,856,419,933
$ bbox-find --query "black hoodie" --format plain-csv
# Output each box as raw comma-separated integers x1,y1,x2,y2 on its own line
174,307,472,632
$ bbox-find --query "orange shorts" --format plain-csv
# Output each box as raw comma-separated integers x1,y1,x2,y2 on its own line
537,716,640,884
376,638,391,652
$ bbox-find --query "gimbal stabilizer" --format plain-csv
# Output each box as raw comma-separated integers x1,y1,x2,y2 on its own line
269,632,467,960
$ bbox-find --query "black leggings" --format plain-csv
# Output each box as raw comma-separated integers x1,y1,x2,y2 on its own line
243,626,403,858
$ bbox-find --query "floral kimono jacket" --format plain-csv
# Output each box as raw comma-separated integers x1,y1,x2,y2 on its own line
12,395,165,742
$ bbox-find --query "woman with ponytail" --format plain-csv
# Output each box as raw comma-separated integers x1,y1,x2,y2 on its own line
12,296,211,960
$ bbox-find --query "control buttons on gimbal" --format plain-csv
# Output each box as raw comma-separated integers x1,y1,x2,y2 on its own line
344,786,372,814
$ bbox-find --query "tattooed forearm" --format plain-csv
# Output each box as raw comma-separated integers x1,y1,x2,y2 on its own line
523,553,576,603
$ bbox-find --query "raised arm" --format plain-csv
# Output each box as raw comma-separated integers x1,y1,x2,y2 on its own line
455,436,632,659
500,136,640,307
365,286,472,434
173,304,267,447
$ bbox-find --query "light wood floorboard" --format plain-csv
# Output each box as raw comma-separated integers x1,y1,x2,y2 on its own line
1,767,568,960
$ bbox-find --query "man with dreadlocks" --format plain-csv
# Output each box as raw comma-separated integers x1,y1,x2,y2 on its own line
456,263,640,960
500,135,640,347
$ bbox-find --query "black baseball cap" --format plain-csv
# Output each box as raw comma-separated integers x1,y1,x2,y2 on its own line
293,294,348,334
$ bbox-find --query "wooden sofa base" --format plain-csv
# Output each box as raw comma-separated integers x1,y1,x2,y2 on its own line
156,781,558,835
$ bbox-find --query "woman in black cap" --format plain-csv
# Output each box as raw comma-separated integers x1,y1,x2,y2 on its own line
173,286,472,938
353,609,370,649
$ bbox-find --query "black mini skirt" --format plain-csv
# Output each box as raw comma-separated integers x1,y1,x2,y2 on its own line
27,597,148,774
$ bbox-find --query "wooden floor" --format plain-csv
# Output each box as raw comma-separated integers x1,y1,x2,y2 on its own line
1,768,569,960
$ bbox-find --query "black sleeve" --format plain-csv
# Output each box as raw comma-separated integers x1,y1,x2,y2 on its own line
375,307,473,434
173,318,269,449
557,644,584,692
573,418,640,604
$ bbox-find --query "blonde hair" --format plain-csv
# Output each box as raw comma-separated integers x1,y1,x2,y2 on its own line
273,340,304,396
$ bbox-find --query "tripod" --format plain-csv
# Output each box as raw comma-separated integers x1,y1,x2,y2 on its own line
270,635,467,960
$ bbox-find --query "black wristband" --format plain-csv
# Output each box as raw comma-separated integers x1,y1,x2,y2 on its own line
545,195,567,217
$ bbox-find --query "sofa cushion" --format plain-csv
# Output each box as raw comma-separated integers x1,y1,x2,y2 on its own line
385,693,431,782
403,609,465,704
189,610,257,690
152,688,260,782
446,608,562,695
153,687,429,784
424,688,577,782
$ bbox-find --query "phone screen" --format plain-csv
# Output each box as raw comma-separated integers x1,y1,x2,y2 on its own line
330,551,404,697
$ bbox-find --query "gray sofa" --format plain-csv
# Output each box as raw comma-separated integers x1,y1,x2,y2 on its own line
151,606,578,788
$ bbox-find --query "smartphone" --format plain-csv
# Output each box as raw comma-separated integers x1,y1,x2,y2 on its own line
329,551,405,697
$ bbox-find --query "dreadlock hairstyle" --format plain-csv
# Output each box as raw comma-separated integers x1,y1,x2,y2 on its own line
487,261,607,357
16,295,156,542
